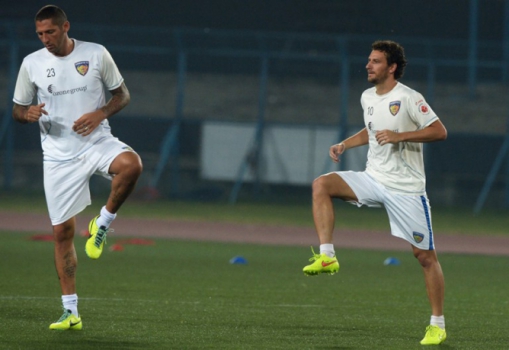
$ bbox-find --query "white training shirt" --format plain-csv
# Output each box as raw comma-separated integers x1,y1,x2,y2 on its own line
13,39,124,161
361,82,439,195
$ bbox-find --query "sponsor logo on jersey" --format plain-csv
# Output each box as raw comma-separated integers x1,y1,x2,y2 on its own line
75,61,89,76
413,231,424,243
47,84,88,96
418,103,430,114
367,122,399,134
389,101,401,116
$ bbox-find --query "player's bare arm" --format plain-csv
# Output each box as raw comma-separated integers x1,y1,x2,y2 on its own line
375,120,447,146
329,128,369,163
73,82,130,136
12,103,48,124
100,82,131,118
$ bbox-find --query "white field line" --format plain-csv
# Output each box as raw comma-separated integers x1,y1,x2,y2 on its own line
0,295,322,308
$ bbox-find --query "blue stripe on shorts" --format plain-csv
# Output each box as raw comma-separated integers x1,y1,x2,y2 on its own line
420,195,434,250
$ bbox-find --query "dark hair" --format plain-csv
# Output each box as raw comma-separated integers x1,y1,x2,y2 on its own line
371,40,407,80
35,5,68,26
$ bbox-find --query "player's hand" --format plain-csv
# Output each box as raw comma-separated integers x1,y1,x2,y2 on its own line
329,143,346,163
375,130,400,145
25,103,48,123
73,110,107,136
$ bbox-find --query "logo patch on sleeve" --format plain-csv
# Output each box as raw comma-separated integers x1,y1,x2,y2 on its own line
75,61,89,76
389,101,401,116
413,231,425,243
418,103,430,114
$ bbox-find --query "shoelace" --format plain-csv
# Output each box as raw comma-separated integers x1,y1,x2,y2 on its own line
425,325,440,337
94,227,113,247
56,308,71,322
308,246,321,262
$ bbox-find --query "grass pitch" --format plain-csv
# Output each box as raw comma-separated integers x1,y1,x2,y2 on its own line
1,231,508,349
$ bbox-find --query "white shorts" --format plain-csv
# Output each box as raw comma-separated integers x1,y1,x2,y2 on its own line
335,171,435,250
44,136,136,225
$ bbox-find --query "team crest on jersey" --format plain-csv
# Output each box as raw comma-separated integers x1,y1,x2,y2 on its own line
418,102,430,115
413,231,424,243
75,61,89,76
389,101,401,116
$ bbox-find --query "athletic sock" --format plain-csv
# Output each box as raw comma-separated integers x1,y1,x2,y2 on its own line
96,206,117,229
320,244,335,258
62,294,78,317
430,315,445,329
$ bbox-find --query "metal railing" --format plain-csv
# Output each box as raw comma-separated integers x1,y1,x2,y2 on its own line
1,21,508,208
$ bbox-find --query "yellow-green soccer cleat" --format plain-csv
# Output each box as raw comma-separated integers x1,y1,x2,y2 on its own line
85,215,108,259
420,325,447,345
49,309,82,331
303,246,340,276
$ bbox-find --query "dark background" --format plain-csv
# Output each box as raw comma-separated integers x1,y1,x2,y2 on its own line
1,0,504,40
2,0,508,209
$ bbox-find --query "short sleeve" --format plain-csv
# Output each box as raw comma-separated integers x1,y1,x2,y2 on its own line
13,62,36,106
100,47,124,91
406,91,438,129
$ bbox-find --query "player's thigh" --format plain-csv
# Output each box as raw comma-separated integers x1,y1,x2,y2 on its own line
335,171,384,207
88,137,139,179
44,160,93,225
384,194,435,250
313,172,358,201
108,149,142,176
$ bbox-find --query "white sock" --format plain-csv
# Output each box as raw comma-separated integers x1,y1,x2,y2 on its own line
430,315,445,329
96,206,117,229
320,244,335,258
62,294,78,317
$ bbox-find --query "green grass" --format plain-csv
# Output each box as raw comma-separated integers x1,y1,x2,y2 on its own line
1,193,508,236
0,232,508,349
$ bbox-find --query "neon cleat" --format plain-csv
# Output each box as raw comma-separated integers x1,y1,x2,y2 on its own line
49,309,82,331
420,325,447,345
85,215,108,259
303,246,340,276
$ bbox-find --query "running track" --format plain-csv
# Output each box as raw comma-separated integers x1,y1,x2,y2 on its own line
1,212,508,256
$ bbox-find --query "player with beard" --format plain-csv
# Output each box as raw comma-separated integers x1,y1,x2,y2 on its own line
302,40,447,346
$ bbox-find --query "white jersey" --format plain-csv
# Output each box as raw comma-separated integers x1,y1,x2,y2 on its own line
361,82,439,195
13,39,124,161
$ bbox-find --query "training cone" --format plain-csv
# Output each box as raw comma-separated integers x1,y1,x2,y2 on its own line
229,256,248,265
109,244,124,252
383,257,400,266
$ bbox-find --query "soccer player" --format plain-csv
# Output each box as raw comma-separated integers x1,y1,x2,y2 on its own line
302,40,447,345
12,5,143,330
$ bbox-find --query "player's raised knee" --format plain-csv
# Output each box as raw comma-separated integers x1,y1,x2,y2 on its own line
312,175,330,196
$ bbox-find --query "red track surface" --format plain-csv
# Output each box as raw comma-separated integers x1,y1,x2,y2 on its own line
1,211,508,256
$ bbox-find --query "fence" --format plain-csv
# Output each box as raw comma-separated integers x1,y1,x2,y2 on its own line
1,20,508,210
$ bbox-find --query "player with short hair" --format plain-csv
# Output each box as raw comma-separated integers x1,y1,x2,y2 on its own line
12,5,143,330
302,40,447,346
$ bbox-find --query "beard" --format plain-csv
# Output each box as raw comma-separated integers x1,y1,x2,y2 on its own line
367,71,389,85
367,76,379,85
